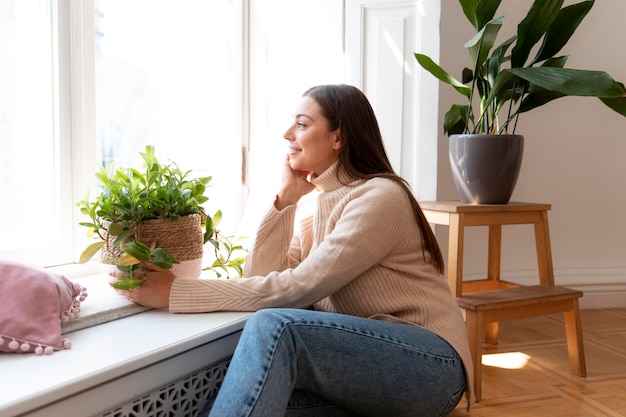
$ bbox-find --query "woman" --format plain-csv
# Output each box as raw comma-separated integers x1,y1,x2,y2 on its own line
124,84,474,416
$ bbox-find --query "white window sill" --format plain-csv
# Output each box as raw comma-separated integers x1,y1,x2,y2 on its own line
60,273,152,334
45,262,153,334
55,263,233,334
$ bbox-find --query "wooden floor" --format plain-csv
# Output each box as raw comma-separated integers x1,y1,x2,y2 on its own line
450,308,626,417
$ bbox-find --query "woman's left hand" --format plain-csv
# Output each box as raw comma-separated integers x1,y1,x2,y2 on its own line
119,263,175,309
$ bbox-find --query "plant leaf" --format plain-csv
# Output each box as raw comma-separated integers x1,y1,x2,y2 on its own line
465,16,504,76
213,210,223,228
511,0,563,68
518,89,566,113
79,241,106,263
107,222,127,236
444,104,470,135
117,253,142,266
414,54,471,98
459,0,502,30
533,0,594,65
508,67,626,97
120,241,151,263
109,278,145,290
112,229,136,248
600,96,626,117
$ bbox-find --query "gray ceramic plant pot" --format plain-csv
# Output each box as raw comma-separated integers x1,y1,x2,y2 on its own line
449,134,524,204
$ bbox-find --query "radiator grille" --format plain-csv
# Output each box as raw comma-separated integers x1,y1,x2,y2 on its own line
101,359,229,417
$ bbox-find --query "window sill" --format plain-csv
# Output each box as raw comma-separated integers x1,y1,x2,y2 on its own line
43,262,152,334
61,273,152,334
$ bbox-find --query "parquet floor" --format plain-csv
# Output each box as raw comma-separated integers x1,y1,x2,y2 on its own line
450,308,626,417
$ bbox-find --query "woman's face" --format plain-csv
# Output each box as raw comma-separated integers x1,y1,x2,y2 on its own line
284,95,341,176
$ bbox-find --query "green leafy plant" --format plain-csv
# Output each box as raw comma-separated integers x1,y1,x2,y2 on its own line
110,241,179,290
77,145,247,288
414,0,626,136
202,210,248,279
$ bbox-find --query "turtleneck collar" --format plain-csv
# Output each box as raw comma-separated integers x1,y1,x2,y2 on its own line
310,161,359,193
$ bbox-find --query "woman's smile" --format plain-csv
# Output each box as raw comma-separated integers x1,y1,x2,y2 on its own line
287,146,302,155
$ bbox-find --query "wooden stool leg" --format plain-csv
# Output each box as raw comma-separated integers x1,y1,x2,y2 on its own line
465,309,483,402
534,212,555,287
485,225,502,345
564,299,587,377
485,322,499,345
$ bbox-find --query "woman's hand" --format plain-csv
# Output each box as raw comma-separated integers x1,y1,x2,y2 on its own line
275,155,315,210
118,263,175,309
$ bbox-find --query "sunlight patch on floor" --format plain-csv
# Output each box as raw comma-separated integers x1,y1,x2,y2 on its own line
482,352,530,369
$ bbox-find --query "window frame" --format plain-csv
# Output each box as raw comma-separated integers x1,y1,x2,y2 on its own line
0,0,246,269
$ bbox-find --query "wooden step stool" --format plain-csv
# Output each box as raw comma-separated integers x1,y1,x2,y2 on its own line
419,201,587,401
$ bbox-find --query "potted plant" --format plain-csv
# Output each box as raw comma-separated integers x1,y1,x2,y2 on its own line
415,0,626,204
77,145,247,289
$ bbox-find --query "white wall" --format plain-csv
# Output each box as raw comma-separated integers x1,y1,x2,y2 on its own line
435,1,626,309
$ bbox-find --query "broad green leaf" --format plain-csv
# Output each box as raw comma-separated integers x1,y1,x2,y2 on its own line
465,16,504,75
109,278,145,290
444,104,470,135
198,175,212,185
414,54,471,98
518,90,566,113
112,229,136,248
509,67,625,97
533,1,594,65
117,253,143,266
482,70,516,114
139,145,158,168
512,0,563,68
107,222,127,236
213,210,223,227
460,0,501,30
541,56,568,69
600,96,626,117
195,195,209,204
150,247,179,267
486,35,515,85
79,241,105,263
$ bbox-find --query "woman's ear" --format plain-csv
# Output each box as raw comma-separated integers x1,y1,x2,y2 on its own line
332,130,342,150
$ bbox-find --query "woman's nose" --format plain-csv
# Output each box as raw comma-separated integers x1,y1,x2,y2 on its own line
283,126,295,141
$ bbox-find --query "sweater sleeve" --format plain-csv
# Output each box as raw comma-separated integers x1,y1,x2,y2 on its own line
169,179,413,313
242,203,298,277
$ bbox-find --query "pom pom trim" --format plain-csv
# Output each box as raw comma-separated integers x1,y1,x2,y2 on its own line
60,285,88,322
0,286,86,355
0,332,70,355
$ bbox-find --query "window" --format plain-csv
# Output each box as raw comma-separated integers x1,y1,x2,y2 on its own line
0,0,242,267
0,0,73,265
0,0,440,270
94,0,242,232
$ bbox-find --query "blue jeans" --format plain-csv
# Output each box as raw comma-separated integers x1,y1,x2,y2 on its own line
201,308,465,417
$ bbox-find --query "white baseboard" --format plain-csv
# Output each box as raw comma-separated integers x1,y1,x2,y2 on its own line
571,284,626,310
461,265,626,310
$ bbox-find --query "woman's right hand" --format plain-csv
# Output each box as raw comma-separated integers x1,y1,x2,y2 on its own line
275,155,315,210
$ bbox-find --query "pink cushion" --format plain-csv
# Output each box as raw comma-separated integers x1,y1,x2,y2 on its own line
0,259,87,355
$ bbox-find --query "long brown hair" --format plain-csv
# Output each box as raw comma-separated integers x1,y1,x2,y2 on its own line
304,84,444,273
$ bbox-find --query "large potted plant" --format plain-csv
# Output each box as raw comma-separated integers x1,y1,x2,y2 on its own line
77,145,247,289
415,0,626,204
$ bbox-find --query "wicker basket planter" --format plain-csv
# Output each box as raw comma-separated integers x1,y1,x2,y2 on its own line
101,214,204,280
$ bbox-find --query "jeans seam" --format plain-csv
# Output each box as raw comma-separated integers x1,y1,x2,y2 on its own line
246,318,292,417
291,321,460,363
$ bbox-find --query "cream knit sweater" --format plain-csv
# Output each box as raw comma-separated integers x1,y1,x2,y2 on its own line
170,163,475,407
